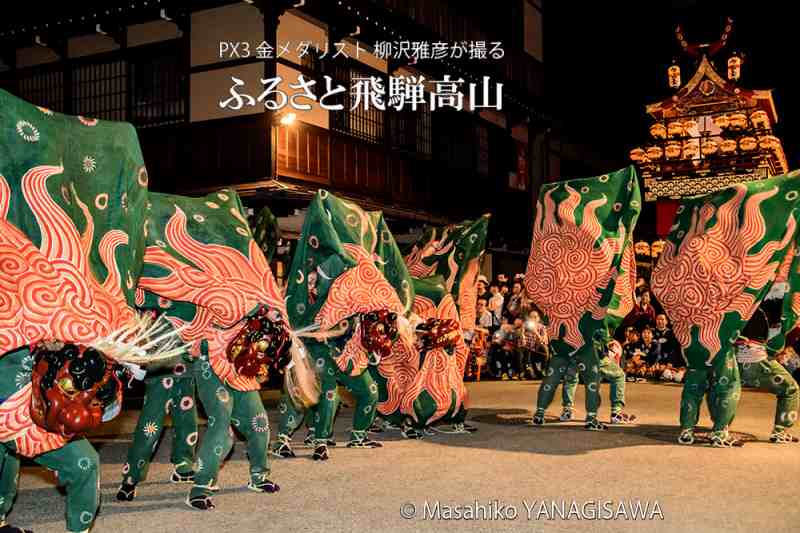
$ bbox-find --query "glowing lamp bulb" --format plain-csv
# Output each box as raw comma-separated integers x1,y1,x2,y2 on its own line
279,112,297,126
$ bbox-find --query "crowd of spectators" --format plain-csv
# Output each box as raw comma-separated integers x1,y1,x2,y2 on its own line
469,273,689,383
468,271,800,385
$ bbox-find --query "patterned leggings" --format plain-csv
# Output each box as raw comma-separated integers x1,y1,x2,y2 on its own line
739,359,799,431
121,373,197,485
190,361,271,498
535,342,602,421
0,439,99,532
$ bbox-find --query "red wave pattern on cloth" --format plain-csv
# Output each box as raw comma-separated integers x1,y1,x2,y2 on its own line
652,185,795,358
0,168,132,456
374,295,435,417
336,324,370,376
139,205,285,391
395,294,468,422
0,168,133,352
609,244,636,320
457,258,480,332
314,243,404,330
524,185,622,349
0,385,67,456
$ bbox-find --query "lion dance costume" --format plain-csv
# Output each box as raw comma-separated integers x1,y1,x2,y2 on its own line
652,173,800,446
525,166,641,430
0,89,186,532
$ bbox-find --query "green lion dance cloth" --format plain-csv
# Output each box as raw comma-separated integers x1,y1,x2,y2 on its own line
0,89,184,532
525,166,641,430
392,215,490,435
652,173,800,447
127,190,308,510
274,191,411,460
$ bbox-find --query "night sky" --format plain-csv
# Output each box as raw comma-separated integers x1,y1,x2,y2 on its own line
546,0,798,172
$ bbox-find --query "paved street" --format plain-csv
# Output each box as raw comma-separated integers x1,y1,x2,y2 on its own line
9,380,800,532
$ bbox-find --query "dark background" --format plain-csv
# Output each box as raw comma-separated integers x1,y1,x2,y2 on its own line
546,0,798,172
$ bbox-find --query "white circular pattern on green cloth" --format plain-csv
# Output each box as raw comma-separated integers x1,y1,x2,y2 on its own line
363,405,372,414
216,387,230,403
77,457,92,470
95,193,109,210
214,445,224,456
80,511,94,524
16,120,39,142
252,412,270,433
205,201,219,209
186,432,198,446
82,156,96,173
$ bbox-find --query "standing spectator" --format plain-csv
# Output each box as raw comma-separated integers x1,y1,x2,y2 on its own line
475,298,493,330
505,281,525,321
487,283,504,328
476,275,489,303
626,290,657,331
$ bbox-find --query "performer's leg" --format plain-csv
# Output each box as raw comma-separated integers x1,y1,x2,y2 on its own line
119,376,170,496
601,358,634,423
742,360,800,443
708,350,741,446
0,445,21,526
678,365,709,444
169,377,199,477
230,389,279,492
339,371,381,447
189,369,234,508
533,354,571,424
35,439,99,533
560,359,578,421
311,361,340,460
576,344,605,430
272,391,306,457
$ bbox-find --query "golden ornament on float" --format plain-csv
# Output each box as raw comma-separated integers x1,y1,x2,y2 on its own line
665,141,682,159
682,119,697,135
649,123,667,139
646,146,664,160
629,147,647,162
682,139,699,159
758,135,779,151
713,114,730,130
719,139,737,154
750,110,768,130
728,54,742,81
667,121,684,137
701,138,719,156
728,113,747,130
739,136,757,151
668,63,681,89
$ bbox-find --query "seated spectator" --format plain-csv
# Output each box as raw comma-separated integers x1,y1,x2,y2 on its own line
624,327,661,382
517,310,549,379
622,327,641,367
652,314,686,382
489,318,517,380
